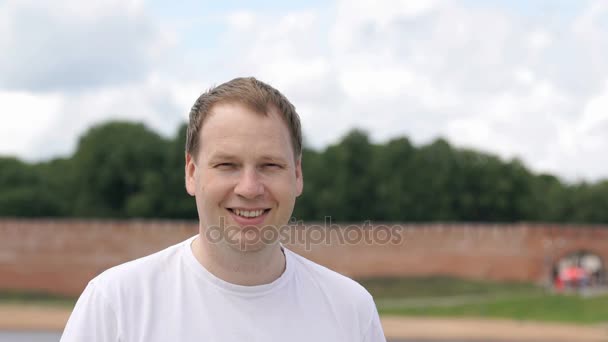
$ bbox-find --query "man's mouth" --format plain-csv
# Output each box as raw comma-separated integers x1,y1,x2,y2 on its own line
227,208,270,218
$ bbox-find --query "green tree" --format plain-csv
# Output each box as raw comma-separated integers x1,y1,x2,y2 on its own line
372,137,416,221
2,120,608,224
71,121,168,217
0,157,63,216
318,130,377,221
292,146,324,221
157,123,197,219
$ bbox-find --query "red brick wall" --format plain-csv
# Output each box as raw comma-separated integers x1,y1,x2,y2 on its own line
1,219,607,296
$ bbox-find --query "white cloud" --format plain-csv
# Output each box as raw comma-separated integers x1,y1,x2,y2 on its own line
527,30,552,52
0,0,186,160
0,91,63,158
0,0,171,92
226,11,257,31
26,77,204,159
0,77,206,162
213,0,608,181
1,0,608,183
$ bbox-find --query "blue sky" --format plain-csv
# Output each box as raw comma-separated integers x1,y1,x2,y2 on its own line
1,0,607,182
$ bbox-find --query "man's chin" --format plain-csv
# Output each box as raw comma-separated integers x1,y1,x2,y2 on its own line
227,239,273,253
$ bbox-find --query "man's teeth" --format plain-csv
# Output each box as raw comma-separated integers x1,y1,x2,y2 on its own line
233,209,265,218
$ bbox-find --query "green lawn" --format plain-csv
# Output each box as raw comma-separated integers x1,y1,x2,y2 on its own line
358,276,608,324
0,290,76,307
359,276,542,298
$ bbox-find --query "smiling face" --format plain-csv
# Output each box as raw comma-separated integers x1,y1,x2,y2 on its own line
185,102,303,252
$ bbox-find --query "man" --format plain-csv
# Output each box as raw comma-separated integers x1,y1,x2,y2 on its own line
61,77,386,341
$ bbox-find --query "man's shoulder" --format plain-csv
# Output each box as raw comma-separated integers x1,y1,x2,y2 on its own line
286,248,379,336
89,237,190,294
286,248,374,304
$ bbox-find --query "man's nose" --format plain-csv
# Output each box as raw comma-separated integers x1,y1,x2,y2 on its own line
234,168,264,199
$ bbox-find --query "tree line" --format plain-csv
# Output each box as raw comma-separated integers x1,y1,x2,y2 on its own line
1,121,607,223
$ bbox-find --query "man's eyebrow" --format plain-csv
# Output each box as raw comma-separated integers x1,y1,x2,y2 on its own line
259,155,288,163
207,153,238,162
206,153,290,164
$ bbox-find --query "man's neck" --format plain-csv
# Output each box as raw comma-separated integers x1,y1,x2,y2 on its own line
190,233,286,286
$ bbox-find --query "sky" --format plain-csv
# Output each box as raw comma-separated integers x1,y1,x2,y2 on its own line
0,0,607,182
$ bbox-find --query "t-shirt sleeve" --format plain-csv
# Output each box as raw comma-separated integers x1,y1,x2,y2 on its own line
362,304,386,342
60,280,120,342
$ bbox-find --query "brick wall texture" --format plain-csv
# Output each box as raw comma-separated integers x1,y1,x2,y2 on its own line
1,219,607,296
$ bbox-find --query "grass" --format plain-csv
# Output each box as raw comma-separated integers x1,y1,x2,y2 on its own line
379,293,608,324
0,290,77,307
358,276,608,324
359,276,542,298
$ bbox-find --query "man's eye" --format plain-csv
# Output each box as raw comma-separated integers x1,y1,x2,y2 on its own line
216,163,235,169
263,163,282,169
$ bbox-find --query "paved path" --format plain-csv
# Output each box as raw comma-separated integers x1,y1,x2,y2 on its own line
381,316,608,342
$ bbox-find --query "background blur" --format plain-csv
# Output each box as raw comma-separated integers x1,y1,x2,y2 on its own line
1,0,607,341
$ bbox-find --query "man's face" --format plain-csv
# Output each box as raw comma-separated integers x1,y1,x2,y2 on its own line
185,102,303,252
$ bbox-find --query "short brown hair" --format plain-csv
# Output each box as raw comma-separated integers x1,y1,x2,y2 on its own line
186,77,302,159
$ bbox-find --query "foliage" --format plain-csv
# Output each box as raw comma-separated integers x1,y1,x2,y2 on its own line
1,121,608,222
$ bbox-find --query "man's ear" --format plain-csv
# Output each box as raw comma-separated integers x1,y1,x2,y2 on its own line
185,152,197,196
295,157,303,197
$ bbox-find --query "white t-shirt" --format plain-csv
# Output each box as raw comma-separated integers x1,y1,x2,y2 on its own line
61,236,386,342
